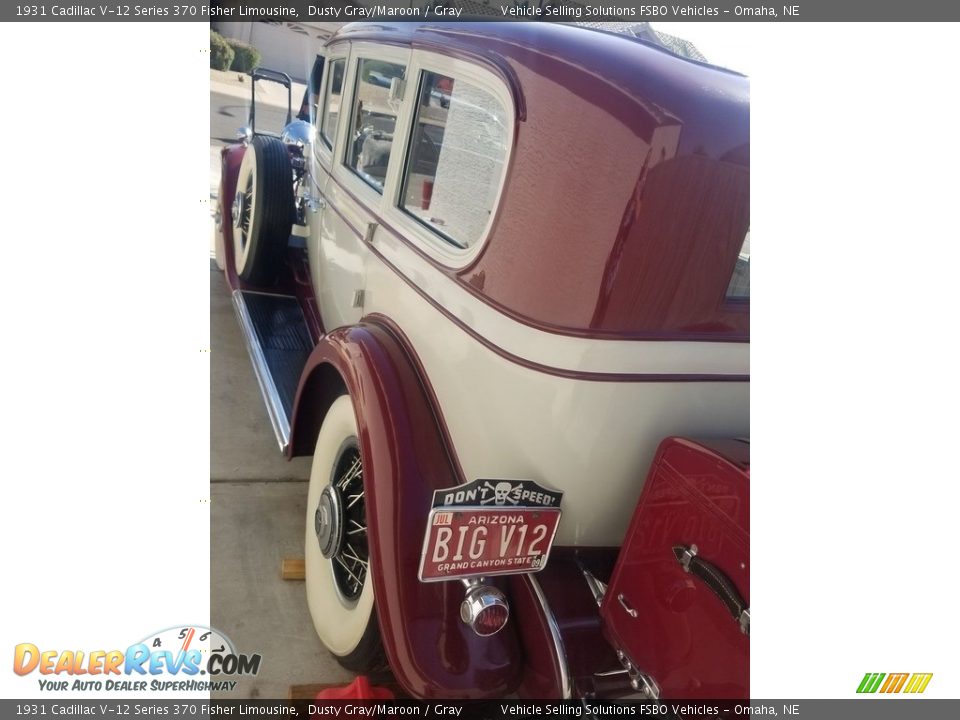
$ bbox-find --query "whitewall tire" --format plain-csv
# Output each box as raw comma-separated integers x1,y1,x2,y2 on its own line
305,395,383,670
231,135,293,286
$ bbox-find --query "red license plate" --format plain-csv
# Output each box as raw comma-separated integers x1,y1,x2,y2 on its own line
418,507,562,582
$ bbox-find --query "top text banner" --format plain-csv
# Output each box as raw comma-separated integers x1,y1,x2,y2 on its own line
7,1,960,22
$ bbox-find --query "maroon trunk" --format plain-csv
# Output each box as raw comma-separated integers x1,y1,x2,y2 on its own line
602,438,750,699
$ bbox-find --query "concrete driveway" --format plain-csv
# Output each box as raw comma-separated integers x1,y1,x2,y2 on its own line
209,65,355,696
210,265,357,698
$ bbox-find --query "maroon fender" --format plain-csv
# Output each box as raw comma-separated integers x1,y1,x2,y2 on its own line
288,316,522,698
507,575,566,698
218,143,246,290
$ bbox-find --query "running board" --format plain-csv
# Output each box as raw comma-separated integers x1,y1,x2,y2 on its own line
231,290,314,453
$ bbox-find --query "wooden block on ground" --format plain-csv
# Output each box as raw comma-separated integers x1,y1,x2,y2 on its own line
281,558,305,581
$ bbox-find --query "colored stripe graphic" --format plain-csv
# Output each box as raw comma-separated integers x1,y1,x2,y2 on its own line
892,673,910,693
857,672,932,694
857,673,885,693
904,673,933,694
880,673,909,693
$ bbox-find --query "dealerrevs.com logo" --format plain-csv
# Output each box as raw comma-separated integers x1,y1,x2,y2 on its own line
13,625,260,692
857,672,933,694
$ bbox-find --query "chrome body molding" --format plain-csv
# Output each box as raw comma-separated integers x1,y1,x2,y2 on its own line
231,289,291,453
527,575,572,699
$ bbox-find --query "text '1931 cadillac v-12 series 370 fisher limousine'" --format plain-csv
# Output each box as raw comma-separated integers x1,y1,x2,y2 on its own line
214,21,749,701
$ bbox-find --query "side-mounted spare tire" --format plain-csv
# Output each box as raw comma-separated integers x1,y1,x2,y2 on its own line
231,135,294,286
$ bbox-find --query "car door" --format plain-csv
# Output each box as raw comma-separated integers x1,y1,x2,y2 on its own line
306,48,344,325
309,42,412,331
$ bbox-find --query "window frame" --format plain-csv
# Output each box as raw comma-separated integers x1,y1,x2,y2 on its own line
330,42,413,214
381,51,516,269
317,54,347,157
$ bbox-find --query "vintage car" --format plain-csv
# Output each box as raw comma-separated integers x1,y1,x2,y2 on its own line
214,22,750,700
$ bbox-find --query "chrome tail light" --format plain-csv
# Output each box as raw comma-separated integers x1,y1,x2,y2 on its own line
460,579,509,637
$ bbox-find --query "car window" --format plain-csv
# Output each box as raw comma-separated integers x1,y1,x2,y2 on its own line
345,58,407,193
726,230,750,299
298,55,325,123
400,71,508,249
320,58,345,149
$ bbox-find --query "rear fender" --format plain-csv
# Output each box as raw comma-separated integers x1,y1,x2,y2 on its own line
289,317,522,698
218,143,246,289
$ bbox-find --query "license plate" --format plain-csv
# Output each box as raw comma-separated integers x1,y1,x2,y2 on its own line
418,506,562,582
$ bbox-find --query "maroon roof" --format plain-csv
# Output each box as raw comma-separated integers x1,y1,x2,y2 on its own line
329,22,750,341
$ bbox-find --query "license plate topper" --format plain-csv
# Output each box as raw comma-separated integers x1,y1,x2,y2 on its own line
418,478,563,583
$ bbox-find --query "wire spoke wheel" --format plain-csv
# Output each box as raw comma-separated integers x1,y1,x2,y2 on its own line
232,174,254,252
239,177,253,249
328,444,368,604
305,395,382,670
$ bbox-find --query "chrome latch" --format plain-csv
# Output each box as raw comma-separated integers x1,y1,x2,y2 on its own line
677,543,698,572
739,608,750,636
617,593,638,618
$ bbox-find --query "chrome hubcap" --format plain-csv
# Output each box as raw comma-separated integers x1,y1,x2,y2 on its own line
315,485,343,560
316,443,368,604
231,191,243,226
232,178,253,249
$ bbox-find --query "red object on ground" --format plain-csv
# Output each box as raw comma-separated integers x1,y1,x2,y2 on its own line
315,676,394,700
